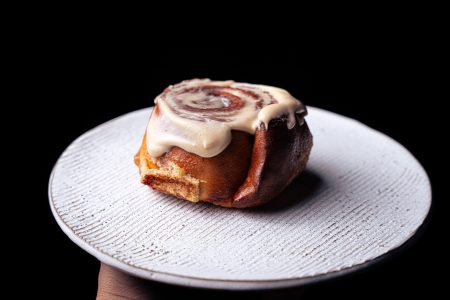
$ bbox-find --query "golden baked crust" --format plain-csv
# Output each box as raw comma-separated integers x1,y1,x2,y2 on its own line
135,105,313,208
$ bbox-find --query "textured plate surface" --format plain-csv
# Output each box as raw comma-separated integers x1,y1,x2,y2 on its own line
49,107,431,289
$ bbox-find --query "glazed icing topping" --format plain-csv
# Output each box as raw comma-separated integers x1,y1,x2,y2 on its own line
146,79,306,158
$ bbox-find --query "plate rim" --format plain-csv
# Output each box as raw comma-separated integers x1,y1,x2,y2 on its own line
48,106,432,290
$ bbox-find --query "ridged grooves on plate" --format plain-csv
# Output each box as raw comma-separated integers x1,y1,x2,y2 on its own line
50,107,431,282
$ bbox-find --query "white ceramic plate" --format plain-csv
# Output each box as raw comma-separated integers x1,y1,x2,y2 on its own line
49,107,431,290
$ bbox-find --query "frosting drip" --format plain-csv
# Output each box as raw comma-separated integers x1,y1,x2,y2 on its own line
146,79,306,158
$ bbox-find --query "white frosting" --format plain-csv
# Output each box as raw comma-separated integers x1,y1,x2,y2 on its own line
146,79,306,158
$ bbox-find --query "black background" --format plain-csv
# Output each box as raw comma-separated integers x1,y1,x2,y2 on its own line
24,46,443,298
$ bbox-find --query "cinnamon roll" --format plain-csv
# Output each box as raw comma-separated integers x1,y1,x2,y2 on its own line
135,79,313,208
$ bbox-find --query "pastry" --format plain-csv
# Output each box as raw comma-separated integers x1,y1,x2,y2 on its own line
135,79,313,208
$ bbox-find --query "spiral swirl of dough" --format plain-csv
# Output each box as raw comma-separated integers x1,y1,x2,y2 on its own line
160,80,277,123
